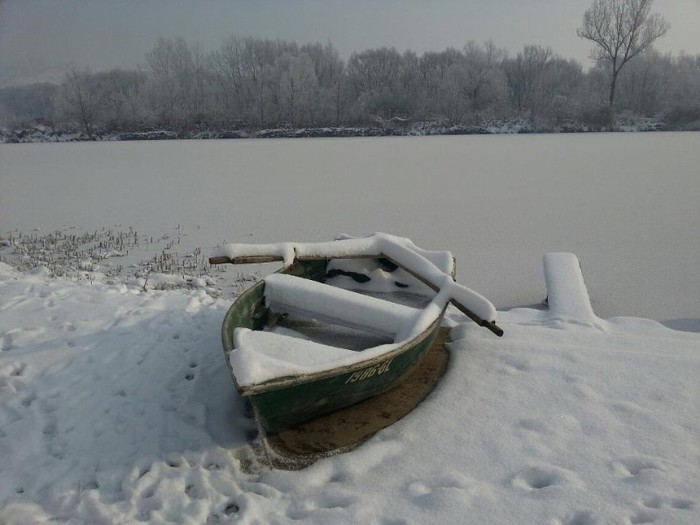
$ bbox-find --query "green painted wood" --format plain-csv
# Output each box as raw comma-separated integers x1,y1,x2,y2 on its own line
250,319,440,433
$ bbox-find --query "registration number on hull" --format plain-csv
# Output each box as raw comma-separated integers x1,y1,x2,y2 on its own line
345,359,393,384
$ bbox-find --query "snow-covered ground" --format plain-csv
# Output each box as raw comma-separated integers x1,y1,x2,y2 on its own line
1,134,699,523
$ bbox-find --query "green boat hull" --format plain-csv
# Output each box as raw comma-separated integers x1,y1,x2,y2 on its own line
221,259,444,434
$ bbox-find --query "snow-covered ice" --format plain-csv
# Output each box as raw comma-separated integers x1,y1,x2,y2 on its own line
2,133,699,325
1,134,699,523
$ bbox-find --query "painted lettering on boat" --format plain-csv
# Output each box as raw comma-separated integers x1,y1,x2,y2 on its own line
345,359,393,384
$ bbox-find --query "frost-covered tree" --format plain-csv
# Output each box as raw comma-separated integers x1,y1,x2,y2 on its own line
93,69,146,131
577,0,669,108
666,54,700,111
528,57,585,126
460,41,507,120
144,37,215,129
416,49,463,121
145,37,195,127
615,50,670,115
346,47,409,120
300,42,346,124
59,66,101,137
268,52,317,126
503,45,553,119
210,36,248,124
13,29,699,135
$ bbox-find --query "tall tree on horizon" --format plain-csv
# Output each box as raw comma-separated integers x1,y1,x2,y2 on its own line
59,66,100,138
577,0,669,108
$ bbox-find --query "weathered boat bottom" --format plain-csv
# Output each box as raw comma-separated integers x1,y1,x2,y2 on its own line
258,327,451,470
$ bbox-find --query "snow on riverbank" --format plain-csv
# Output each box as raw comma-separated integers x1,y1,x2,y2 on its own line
1,116,671,144
1,255,698,524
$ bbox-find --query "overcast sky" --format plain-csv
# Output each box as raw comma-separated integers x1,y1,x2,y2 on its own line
1,0,699,79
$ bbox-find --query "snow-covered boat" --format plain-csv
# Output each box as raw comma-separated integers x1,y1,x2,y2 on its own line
209,233,502,433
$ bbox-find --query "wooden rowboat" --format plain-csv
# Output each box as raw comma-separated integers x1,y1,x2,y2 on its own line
210,234,502,434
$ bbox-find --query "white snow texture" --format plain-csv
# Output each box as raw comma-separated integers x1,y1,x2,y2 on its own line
1,255,698,524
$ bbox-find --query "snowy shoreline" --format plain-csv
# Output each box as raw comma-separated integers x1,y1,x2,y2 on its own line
1,116,674,144
1,242,699,524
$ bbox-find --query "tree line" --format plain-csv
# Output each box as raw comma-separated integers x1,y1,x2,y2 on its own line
2,7,699,136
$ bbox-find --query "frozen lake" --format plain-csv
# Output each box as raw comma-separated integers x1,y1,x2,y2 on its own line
1,133,699,328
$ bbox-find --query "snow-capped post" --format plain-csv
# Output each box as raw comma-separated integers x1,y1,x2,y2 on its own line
543,252,600,329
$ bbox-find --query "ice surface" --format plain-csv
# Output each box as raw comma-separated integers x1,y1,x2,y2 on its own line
3,134,698,323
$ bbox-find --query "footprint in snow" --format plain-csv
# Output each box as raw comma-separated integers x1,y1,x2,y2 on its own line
285,489,356,520
233,446,264,474
629,510,657,524
511,466,561,490
20,391,37,407
406,472,473,508
1,333,14,351
555,510,596,525
612,457,665,480
510,464,582,492
498,355,530,375
642,494,695,510
10,362,27,377
312,489,357,509
516,418,549,433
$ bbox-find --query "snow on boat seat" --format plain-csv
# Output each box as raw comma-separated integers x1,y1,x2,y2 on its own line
543,252,597,325
231,329,363,387
263,273,418,339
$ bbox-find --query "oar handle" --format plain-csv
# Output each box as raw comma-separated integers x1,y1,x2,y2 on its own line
209,255,284,265
450,299,504,337
209,254,378,265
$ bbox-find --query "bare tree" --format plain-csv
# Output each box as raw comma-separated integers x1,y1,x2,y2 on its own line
461,41,507,120
300,42,346,125
504,45,553,117
615,50,671,115
577,0,669,108
59,66,100,137
94,69,146,130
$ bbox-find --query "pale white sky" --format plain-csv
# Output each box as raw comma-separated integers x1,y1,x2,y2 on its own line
1,0,699,78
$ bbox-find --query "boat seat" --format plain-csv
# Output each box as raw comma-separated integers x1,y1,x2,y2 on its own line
263,273,419,339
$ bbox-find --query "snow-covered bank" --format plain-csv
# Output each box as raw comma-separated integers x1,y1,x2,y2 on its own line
0,116,676,144
1,260,698,524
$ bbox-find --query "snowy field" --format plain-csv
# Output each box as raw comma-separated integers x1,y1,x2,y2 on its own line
1,134,699,523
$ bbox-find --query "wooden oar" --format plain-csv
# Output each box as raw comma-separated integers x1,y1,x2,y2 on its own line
209,253,503,337
376,254,503,337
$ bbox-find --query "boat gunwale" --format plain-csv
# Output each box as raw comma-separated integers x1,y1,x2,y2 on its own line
220,256,447,397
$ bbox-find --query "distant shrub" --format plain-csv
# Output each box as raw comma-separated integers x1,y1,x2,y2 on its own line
664,106,700,130
580,105,613,131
